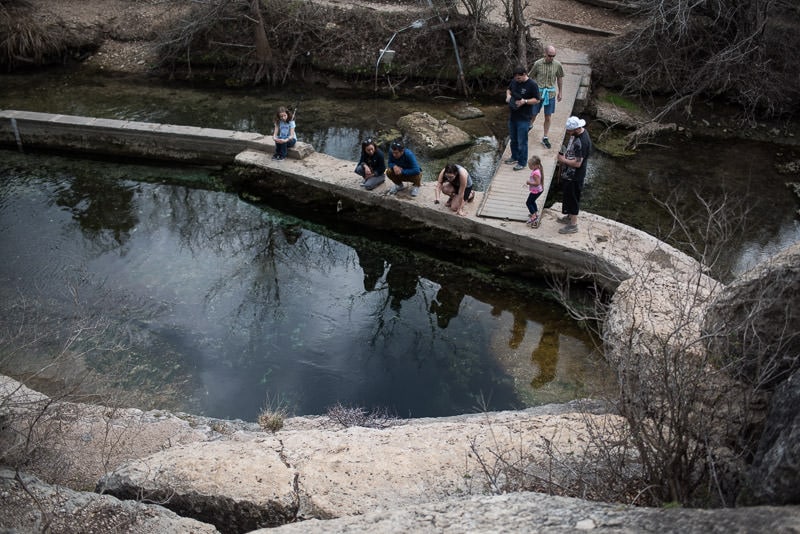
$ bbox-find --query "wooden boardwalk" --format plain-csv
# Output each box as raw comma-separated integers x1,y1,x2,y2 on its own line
477,49,592,222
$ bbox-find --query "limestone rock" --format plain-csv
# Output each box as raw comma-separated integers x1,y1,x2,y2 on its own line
0,468,218,533
0,375,217,491
447,104,484,120
396,111,473,157
702,242,800,506
259,491,800,534
97,406,622,526
97,440,299,533
603,246,720,368
741,368,800,506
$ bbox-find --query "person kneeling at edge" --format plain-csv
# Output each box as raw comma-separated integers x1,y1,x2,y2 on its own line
386,141,422,197
556,116,592,235
354,138,386,190
435,163,475,216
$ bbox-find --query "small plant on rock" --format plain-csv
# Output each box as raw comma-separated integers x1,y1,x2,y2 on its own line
257,394,291,432
325,402,398,429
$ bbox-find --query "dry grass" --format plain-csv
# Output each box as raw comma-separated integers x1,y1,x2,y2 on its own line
0,1,101,71
325,403,399,429
257,394,291,432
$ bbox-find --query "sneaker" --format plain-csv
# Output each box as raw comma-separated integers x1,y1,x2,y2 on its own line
542,137,552,149
513,164,525,171
272,154,280,160
410,186,420,197
528,214,540,228
557,215,571,224
388,184,406,194
558,224,578,234
504,157,517,164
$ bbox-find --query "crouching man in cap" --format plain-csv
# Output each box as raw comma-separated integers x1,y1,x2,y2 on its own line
556,116,592,234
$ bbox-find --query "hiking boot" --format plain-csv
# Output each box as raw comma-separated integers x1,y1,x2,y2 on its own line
504,157,517,164
410,186,420,197
513,164,525,171
388,184,406,194
557,214,571,224
542,137,552,149
558,224,578,234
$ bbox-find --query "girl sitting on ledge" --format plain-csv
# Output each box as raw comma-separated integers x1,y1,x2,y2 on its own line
272,106,296,161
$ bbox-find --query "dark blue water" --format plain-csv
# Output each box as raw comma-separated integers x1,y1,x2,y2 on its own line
0,153,605,420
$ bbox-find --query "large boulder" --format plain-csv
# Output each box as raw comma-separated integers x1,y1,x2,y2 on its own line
97,440,299,533
739,368,800,506
396,111,473,157
704,241,800,389
703,242,800,506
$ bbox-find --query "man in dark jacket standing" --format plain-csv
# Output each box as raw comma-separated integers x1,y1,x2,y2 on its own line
504,66,540,171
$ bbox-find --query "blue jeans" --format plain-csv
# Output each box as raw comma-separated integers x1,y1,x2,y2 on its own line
275,138,296,158
526,190,542,214
508,119,529,166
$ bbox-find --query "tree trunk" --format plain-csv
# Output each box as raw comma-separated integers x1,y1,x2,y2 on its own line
251,0,272,83
513,0,527,67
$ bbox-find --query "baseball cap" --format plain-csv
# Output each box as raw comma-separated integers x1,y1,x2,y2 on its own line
565,116,586,130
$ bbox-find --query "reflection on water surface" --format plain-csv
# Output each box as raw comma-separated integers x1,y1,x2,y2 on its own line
0,153,608,420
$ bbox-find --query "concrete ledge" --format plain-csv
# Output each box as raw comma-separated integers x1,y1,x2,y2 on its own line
0,110,313,164
234,148,708,292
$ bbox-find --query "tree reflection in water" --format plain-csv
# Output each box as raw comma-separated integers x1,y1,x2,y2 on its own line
0,152,607,420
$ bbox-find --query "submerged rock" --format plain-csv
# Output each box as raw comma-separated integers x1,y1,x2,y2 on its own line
397,111,473,157
448,104,485,120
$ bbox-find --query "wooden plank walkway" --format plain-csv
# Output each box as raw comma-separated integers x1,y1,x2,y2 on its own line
477,50,591,222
